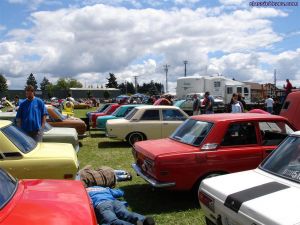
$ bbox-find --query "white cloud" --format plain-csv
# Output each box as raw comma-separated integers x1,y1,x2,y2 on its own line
0,4,298,92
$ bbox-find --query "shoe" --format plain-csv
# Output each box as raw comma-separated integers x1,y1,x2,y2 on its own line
143,217,155,225
135,220,143,225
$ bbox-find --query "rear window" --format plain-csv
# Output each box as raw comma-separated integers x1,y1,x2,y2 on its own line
140,110,160,121
171,119,213,146
261,136,300,184
259,121,294,146
2,125,37,154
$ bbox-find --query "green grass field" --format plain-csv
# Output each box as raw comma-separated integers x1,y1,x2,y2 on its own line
75,108,206,225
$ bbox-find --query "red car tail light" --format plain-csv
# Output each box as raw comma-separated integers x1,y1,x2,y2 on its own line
198,191,215,212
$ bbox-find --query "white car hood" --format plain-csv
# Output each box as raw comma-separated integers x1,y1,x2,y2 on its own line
201,169,300,225
45,127,78,138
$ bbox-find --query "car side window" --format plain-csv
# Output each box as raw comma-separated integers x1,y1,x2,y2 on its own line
221,122,257,146
162,109,186,121
259,121,292,146
140,110,160,120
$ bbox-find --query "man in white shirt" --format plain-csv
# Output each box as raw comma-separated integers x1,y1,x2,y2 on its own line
265,95,274,114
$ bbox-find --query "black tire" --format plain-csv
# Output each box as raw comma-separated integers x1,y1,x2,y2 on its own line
128,132,145,146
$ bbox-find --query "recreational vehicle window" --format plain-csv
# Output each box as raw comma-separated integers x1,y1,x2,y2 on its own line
237,87,242,94
227,87,233,94
214,81,221,88
244,87,249,94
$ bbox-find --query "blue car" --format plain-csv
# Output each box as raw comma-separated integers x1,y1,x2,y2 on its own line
96,105,141,130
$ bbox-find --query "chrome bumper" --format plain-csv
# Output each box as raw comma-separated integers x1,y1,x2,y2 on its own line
131,163,176,188
78,133,88,139
74,144,80,153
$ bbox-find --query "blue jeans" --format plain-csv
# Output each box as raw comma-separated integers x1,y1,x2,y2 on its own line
267,107,273,114
95,200,145,225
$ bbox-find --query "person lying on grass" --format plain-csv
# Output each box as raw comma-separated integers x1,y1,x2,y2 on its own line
87,186,155,225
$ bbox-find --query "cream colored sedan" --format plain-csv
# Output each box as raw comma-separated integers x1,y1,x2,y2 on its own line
106,105,189,145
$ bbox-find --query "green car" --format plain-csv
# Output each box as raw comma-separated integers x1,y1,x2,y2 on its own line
96,105,141,131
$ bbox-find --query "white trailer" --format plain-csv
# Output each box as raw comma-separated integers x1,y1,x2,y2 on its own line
176,76,251,104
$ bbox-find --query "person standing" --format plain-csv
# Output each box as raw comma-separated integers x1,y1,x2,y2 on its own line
265,95,274,114
230,93,244,113
202,92,214,114
284,79,293,97
16,85,48,142
192,94,200,115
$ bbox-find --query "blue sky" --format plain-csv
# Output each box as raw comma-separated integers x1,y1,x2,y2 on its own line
0,0,299,91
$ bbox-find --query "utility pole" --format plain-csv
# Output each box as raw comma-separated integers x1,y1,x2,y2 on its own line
274,69,277,97
183,60,188,77
163,64,170,93
133,75,138,93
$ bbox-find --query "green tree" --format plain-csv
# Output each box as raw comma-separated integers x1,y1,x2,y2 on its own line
68,78,83,88
106,73,118,88
103,90,110,99
26,73,38,90
46,83,55,98
118,82,135,95
40,77,51,92
55,78,69,92
0,74,8,95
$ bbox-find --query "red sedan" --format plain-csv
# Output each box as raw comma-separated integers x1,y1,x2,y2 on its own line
90,104,121,128
0,168,97,225
132,113,295,191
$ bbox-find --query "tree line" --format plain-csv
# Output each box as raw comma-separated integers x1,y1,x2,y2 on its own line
106,73,164,96
0,72,164,97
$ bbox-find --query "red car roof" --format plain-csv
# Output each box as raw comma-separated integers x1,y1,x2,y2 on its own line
190,113,287,123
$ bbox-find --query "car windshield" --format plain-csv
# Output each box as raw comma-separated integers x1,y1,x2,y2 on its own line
112,107,122,116
44,123,52,132
53,107,66,120
103,105,113,114
97,104,110,113
260,136,300,184
0,169,17,209
2,125,37,153
170,119,213,146
125,108,138,120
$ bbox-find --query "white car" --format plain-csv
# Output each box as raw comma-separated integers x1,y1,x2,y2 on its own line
106,105,189,145
199,131,300,225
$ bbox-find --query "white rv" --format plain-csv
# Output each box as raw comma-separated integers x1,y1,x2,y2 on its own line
176,76,251,104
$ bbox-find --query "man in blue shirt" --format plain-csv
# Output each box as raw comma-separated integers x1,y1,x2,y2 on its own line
87,186,155,225
16,85,48,142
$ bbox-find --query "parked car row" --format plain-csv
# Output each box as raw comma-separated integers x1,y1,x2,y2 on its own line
90,100,300,225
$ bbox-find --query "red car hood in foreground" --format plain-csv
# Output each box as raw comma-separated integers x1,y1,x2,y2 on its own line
134,138,199,159
0,180,97,225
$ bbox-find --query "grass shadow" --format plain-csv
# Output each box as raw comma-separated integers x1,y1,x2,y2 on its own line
90,132,106,138
121,184,198,214
98,141,130,148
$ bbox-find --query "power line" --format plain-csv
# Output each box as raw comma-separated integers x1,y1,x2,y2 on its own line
163,64,170,93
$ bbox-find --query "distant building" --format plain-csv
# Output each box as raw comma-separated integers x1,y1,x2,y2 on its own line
244,82,264,102
69,87,120,99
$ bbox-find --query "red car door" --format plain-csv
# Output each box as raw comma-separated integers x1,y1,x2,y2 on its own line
205,122,264,173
